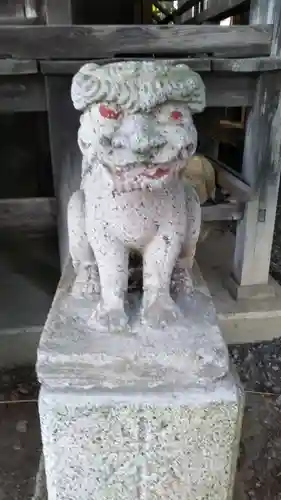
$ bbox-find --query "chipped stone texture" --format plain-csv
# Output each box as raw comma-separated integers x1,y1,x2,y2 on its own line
39,382,243,500
68,61,206,333
37,261,230,391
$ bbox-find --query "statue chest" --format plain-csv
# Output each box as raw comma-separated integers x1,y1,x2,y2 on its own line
84,178,187,247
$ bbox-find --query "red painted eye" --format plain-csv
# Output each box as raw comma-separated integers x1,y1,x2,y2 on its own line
99,104,120,120
170,110,183,121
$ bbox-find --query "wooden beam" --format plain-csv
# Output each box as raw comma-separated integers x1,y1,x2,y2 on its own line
0,25,272,59
203,74,256,107
0,75,46,112
40,58,212,75
202,203,243,221
0,59,38,75
0,198,56,231
212,56,281,72
184,0,250,24
207,157,253,202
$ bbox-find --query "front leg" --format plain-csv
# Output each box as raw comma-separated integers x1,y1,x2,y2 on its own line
142,232,183,328
88,231,129,333
171,184,201,298
68,189,100,298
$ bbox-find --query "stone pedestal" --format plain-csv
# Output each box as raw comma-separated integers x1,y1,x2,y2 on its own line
36,261,244,500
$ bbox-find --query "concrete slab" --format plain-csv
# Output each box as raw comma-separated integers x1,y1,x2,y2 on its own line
197,229,281,344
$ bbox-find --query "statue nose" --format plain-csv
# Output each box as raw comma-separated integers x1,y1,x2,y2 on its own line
132,133,167,154
111,114,167,153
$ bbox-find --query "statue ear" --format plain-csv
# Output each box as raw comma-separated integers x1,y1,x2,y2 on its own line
71,62,100,111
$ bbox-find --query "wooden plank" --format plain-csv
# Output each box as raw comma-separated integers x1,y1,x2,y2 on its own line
202,203,243,221
44,0,72,24
0,25,272,59
0,75,46,112
0,59,38,75
40,57,212,75
203,74,256,107
207,157,253,202
213,56,281,72
0,197,56,231
184,0,250,24
0,17,37,25
231,0,281,291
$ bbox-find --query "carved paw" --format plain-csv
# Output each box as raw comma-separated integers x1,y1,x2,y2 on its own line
71,266,100,299
90,303,129,334
142,293,183,328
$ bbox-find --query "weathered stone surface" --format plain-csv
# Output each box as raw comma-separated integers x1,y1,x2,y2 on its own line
39,381,243,500
37,261,229,392
67,60,206,334
37,260,243,500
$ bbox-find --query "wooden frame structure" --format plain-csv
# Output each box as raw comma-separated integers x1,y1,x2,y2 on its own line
0,0,280,300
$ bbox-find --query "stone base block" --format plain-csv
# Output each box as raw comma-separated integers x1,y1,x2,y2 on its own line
39,379,243,500
225,274,276,301
37,259,244,499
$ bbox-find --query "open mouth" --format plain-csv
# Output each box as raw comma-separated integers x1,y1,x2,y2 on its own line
142,167,170,179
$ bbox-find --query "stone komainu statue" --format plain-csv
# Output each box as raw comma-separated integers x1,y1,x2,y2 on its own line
68,60,206,332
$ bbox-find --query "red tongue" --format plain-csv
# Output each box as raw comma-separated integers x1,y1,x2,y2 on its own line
145,168,168,179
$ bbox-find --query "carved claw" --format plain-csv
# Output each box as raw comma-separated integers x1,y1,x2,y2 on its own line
89,302,129,334
142,293,184,328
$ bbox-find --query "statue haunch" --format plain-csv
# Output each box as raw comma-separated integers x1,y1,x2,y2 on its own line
68,61,206,332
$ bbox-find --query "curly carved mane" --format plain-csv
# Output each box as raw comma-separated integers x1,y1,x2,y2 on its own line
71,60,206,114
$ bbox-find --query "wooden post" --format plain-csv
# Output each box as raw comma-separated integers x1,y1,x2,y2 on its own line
229,0,281,299
45,77,81,267
45,0,74,266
